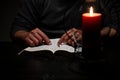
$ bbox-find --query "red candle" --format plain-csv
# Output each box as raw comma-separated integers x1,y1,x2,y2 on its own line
82,6,102,59
82,7,102,31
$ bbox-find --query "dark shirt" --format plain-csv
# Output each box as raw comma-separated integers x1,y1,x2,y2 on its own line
110,0,120,32
10,0,119,39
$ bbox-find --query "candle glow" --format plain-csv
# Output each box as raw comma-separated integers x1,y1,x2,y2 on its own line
90,6,93,16
82,6,102,30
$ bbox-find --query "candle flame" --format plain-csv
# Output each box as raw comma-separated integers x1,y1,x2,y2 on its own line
90,6,93,16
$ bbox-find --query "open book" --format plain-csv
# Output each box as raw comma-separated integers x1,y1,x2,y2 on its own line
18,38,82,55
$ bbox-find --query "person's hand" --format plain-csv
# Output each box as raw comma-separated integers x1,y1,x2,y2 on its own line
58,28,82,47
15,28,51,47
100,26,118,37
24,28,51,46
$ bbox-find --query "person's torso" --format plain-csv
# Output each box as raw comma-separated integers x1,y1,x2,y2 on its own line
36,0,110,38
38,0,83,38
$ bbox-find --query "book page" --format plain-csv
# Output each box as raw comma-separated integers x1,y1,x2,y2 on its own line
23,38,77,53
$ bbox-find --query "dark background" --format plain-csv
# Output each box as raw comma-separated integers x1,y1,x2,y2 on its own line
0,0,21,41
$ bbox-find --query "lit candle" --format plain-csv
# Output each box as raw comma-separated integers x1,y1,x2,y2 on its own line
82,6,102,59
82,6,102,31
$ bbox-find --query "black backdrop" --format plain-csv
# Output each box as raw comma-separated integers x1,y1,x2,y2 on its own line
0,0,21,41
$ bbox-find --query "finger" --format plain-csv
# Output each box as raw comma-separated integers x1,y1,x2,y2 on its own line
58,28,76,46
71,41,75,47
58,33,71,46
71,30,82,46
58,32,68,46
67,38,74,46
76,31,82,41
63,31,74,42
100,27,110,36
109,28,117,37
28,33,40,46
35,28,51,45
25,37,35,47
31,31,43,44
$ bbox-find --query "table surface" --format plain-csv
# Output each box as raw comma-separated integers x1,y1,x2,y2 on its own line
0,41,120,80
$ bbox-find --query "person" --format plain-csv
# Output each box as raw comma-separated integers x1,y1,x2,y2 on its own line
10,0,120,79
10,0,119,49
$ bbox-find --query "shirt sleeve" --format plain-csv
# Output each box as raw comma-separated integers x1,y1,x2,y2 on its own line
10,0,45,39
110,0,120,32
101,0,119,31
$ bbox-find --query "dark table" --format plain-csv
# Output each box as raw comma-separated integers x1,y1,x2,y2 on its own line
0,41,120,80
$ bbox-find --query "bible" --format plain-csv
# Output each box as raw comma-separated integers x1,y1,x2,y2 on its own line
18,38,82,55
